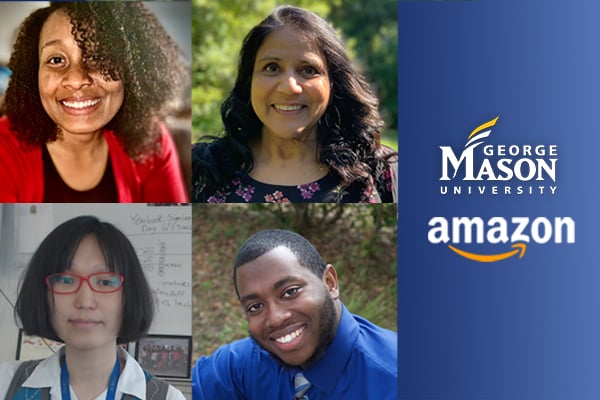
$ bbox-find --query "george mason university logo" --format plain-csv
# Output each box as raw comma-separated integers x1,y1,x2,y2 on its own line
429,117,574,262
439,117,558,196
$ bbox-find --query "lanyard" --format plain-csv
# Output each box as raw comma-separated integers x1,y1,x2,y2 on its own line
60,356,121,400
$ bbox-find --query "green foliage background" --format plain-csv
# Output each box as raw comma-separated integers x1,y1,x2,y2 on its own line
192,204,397,359
191,0,398,147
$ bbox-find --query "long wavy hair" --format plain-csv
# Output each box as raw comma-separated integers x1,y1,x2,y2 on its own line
4,2,187,159
194,5,391,194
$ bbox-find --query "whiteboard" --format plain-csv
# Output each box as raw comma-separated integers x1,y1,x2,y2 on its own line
0,203,192,364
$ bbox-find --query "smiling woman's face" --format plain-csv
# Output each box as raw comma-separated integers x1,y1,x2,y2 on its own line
250,26,330,142
38,9,124,137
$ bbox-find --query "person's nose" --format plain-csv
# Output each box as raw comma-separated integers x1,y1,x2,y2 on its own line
74,278,96,310
277,72,303,95
265,302,292,328
62,62,93,90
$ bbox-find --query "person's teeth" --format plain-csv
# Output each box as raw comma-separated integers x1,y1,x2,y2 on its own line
61,99,101,109
274,104,302,111
275,326,304,344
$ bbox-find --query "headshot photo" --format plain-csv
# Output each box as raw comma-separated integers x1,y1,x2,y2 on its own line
0,203,193,398
0,2,191,202
191,2,398,203
191,203,398,399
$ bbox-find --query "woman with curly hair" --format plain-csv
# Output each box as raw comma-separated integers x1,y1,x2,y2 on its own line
191,5,397,203
0,2,188,202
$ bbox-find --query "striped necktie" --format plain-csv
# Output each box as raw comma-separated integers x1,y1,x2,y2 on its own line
294,372,311,400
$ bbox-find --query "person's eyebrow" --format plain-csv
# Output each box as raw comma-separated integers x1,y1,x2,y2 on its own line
273,275,297,290
256,55,281,64
40,39,63,51
239,275,299,304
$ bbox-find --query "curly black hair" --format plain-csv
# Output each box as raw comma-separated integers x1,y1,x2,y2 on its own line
4,2,187,159
193,5,395,196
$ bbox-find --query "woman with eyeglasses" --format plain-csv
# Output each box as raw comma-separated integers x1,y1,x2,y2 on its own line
0,216,185,399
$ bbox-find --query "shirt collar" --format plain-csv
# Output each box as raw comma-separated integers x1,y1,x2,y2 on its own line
22,345,147,399
115,346,147,399
22,346,63,393
301,304,358,394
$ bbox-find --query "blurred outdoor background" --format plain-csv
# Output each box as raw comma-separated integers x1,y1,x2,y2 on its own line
192,203,397,360
192,0,398,149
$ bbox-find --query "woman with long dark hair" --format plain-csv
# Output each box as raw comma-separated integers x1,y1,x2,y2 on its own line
192,6,397,203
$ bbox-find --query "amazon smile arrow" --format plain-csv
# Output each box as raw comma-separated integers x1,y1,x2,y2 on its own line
448,243,527,262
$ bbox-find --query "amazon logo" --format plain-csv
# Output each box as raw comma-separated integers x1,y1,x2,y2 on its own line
428,216,576,262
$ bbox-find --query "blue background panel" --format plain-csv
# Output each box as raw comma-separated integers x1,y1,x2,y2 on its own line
398,1,600,398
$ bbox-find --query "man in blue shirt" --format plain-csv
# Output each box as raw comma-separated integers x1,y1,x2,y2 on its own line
192,229,398,399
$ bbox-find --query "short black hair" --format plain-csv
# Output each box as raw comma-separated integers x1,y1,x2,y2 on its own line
233,229,326,299
14,215,154,343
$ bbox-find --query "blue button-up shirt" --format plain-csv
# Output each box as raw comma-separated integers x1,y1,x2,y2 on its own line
192,304,397,399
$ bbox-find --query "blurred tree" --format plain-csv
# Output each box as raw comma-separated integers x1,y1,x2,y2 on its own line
192,0,397,141
328,0,398,130
192,0,272,138
248,203,397,241
250,203,346,231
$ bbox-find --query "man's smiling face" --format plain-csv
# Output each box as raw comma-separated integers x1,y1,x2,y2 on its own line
236,246,340,368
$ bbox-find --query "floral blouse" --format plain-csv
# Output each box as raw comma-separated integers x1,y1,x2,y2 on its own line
193,169,395,203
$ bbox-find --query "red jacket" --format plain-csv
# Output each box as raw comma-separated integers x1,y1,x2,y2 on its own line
0,117,188,202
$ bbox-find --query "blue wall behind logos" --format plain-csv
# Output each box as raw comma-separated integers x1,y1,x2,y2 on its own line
398,0,600,398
